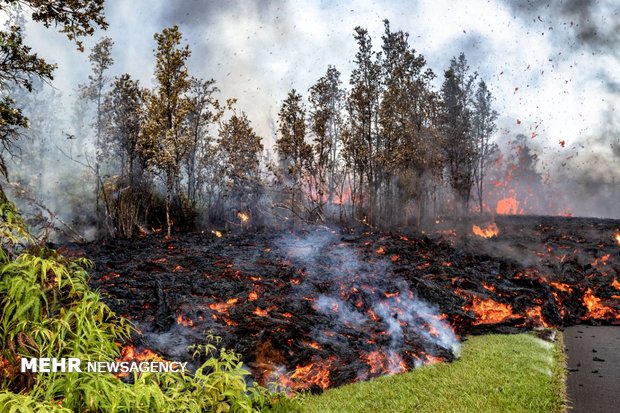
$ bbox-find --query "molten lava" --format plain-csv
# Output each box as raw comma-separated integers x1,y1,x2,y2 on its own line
582,289,619,320
472,222,499,238
496,195,520,215
466,296,517,325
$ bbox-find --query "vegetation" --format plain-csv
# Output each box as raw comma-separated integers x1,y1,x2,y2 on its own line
296,333,567,413
0,198,283,412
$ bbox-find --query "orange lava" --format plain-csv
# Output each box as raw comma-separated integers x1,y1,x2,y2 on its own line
176,314,194,327
466,296,517,325
582,289,619,320
208,298,239,315
472,222,499,238
238,212,250,223
525,306,549,327
280,356,336,390
615,231,620,246
496,196,520,215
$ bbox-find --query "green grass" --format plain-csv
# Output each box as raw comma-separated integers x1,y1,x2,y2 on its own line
294,333,566,413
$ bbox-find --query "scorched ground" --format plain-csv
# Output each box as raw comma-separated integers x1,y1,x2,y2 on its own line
67,215,620,392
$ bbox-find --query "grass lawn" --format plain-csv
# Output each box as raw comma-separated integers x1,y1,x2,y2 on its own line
291,333,566,413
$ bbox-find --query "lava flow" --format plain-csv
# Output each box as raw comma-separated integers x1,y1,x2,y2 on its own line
78,215,619,392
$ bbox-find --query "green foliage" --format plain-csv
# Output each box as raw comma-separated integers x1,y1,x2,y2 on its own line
0,200,282,412
298,333,566,413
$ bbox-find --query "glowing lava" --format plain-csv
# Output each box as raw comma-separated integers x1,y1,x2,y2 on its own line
238,212,250,223
615,231,620,246
472,222,499,238
582,289,619,320
466,296,517,325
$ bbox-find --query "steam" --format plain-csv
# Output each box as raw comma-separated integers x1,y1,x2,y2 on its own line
273,229,460,376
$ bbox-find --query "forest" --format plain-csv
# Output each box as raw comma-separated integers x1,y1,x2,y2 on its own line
2,5,558,240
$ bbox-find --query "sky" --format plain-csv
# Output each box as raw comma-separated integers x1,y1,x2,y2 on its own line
10,0,620,215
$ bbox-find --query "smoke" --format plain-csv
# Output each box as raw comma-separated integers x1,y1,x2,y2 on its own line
4,0,619,226
272,229,460,377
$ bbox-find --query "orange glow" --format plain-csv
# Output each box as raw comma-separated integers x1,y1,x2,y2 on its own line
582,289,619,320
248,291,258,301
496,194,520,215
525,306,549,327
612,279,620,290
423,354,444,365
279,356,336,390
253,306,276,317
390,254,400,262
592,254,610,267
238,212,250,223
472,222,499,238
615,231,620,246
375,246,386,255
549,282,572,293
211,230,222,238
466,296,516,325
176,314,194,327
208,298,239,315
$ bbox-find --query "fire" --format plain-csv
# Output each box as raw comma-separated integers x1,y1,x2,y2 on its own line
211,230,223,238
472,222,499,238
466,296,516,325
496,194,520,215
277,356,336,390
390,254,400,262
248,291,258,301
582,289,619,320
238,211,250,223
375,246,385,255
115,345,164,377
176,314,194,327
615,231,620,246
612,279,620,290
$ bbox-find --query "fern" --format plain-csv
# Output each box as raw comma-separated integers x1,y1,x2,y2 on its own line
1,200,287,412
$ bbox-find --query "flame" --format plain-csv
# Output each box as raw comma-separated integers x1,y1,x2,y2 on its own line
466,296,516,325
612,279,620,290
248,291,258,301
211,230,223,238
176,314,194,327
582,289,619,320
277,356,336,390
496,193,521,215
472,222,499,238
615,231,620,246
375,246,385,255
238,212,250,223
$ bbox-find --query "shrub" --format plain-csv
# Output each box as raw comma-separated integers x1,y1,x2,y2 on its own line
0,199,280,412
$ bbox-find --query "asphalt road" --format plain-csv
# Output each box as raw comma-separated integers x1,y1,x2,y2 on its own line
564,325,620,413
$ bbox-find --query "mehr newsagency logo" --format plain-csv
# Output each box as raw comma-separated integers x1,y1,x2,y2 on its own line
21,358,188,374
